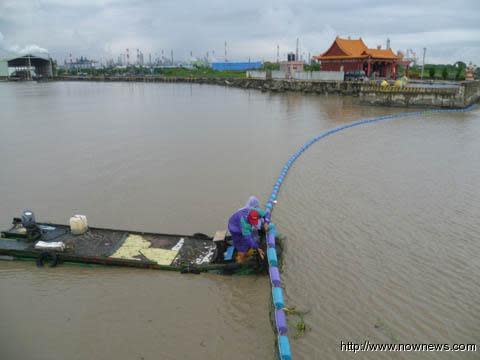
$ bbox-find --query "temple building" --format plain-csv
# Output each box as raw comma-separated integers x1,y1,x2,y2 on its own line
314,37,399,79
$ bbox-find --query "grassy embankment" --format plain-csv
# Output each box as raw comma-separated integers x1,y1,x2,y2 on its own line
56,61,477,81
55,62,320,79
400,62,469,80
57,66,247,78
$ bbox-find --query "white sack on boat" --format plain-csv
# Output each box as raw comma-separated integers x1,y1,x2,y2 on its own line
35,241,66,251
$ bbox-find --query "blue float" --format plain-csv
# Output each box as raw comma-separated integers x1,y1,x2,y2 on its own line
269,266,281,287
267,230,276,248
272,287,284,309
267,247,278,267
275,309,288,335
278,335,292,360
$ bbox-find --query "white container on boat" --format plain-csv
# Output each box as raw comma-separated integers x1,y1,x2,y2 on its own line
70,215,88,235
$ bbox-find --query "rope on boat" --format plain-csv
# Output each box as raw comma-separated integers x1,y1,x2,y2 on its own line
265,103,478,360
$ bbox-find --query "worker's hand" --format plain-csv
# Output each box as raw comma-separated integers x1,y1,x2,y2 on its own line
257,248,265,260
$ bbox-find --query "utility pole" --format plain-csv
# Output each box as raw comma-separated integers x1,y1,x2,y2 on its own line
171,49,174,65
296,38,299,61
49,54,53,77
276,44,280,63
27,54,32,80
224,41,227,62
421,47,426,80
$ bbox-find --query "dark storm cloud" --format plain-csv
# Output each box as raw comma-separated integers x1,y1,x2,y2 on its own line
0,0,479,64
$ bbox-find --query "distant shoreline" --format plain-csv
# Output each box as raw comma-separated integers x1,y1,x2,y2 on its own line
3,76,478,109
55,76,480,109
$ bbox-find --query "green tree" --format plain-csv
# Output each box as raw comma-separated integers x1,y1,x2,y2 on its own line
428,67,436,79
441,67,448,80
454,61,466,70
262,62,280,71
305,62,320,71
455,67,465,81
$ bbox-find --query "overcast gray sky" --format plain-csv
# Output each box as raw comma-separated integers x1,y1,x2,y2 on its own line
0,0,479,64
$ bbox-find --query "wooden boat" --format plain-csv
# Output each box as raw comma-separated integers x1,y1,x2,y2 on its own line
0,217,280,275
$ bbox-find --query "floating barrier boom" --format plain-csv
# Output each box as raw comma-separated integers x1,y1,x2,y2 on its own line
265,104,477,360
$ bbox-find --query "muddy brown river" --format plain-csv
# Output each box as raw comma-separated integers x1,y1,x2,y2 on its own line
0,82,479,359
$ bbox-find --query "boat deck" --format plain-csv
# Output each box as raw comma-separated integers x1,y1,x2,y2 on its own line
0,220,272,274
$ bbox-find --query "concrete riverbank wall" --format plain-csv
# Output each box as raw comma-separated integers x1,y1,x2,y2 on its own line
54,76,479,108
463,80,480,106
359,80,480,108
55,75,363,95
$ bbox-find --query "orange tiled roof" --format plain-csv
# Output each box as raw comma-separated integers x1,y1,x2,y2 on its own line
317,54,369,60
362,48,397,59
316,37,398,60
334,37,368,56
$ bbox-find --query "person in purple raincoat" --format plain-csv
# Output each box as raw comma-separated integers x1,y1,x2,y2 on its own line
228,196,269,263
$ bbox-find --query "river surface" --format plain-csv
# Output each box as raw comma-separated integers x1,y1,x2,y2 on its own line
0,82,479,359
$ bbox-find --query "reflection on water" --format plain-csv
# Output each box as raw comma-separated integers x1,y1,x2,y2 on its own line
0,82,479,359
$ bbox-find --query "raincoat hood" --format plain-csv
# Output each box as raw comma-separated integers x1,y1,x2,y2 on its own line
245,196,260,209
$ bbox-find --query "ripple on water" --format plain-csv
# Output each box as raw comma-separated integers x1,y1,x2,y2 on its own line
1,83,480,359
276,111,480,359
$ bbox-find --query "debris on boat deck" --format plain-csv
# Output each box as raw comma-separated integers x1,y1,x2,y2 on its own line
0,211,278,275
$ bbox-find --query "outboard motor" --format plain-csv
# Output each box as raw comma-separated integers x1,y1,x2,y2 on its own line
21,209,42,241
